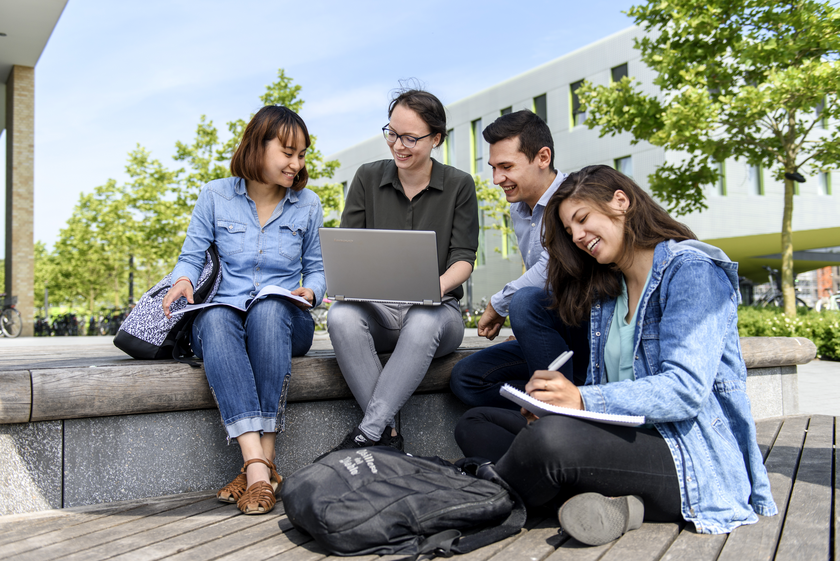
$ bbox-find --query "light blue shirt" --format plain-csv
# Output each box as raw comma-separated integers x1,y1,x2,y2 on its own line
171,177,326,310
605,270,652,383
489,171,567,316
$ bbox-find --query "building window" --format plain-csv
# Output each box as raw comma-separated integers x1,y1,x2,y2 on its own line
342,181,348,197
614,156,633,178
533,94,547,122
500,106,512,116
476,210,486,267
748,165,764,195
611,63,628,84
571,81,586,127
818,172,832,195
816,97,827,129
444,129,454,166
713,160,726,196
471,118,483,175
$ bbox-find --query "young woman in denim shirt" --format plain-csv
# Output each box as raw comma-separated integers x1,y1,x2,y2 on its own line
162,106,325,515
455,165,776,545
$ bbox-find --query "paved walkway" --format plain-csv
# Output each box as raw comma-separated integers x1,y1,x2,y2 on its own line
2,330,837,416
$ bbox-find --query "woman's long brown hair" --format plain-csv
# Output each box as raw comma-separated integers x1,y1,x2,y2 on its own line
543,165,696,325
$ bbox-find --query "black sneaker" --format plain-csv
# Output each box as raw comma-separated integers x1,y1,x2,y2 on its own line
314,427,377,462
378,428,405,452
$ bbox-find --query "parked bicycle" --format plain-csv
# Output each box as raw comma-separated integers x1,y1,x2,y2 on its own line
0,294,22,338
51,312,81,336
815,290,840,312
34,315,51,337
310,297,332,331
461,297,488,328
753,266,810,309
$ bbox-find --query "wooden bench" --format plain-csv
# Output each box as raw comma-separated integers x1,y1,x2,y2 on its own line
0,414,834,561
0,336,818,515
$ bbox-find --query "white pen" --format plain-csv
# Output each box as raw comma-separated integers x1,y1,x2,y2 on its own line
547,350,574,371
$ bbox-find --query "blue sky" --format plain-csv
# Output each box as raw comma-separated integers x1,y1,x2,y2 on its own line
1,0,639,252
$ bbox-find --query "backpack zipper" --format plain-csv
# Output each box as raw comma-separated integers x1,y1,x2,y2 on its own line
416,488,509,524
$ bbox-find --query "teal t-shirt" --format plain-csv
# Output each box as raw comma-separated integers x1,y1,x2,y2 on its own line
605,269,652,384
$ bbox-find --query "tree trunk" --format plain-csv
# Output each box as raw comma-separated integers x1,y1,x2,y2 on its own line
781,177,796,316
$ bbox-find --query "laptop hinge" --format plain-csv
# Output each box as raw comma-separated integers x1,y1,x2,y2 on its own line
423,299,434,306
335,295,345,301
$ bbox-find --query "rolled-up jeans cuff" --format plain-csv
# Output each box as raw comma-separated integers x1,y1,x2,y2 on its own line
225,416,276,440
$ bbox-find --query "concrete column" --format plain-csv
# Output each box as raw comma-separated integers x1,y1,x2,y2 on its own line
5,66,35,337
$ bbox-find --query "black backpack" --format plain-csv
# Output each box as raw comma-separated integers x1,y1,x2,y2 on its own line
114,245,221,363
281,447,526,559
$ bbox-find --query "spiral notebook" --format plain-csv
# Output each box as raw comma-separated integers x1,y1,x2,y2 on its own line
500,384,645,427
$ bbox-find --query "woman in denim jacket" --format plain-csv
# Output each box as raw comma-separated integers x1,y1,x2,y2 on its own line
163,106,325,515
455,165,776,545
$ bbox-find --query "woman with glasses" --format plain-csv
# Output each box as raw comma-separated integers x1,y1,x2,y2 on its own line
322,88,479,456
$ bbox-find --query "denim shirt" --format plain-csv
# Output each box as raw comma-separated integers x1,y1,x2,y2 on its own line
578,240,777,534
171,177,326,310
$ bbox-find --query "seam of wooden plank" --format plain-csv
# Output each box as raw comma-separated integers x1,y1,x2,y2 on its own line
0,370,32,423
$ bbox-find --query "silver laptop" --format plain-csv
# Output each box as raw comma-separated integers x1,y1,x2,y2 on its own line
319,228,442,306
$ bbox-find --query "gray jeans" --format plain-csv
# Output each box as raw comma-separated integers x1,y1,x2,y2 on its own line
327,299,465,441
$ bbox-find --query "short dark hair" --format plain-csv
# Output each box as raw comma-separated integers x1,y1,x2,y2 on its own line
230,106,311,191
388,89,447,146
543,165,696,325
483,110,555,170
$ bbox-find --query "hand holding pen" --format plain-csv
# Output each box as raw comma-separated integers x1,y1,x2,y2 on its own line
523,351,583,421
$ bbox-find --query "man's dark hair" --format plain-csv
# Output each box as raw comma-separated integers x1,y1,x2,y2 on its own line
482,110,554,170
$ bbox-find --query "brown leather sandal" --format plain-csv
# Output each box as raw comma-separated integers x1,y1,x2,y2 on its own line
216,472,247,504
217,458,283,504
238,480,276,515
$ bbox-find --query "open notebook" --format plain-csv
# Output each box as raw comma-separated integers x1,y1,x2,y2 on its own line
500,384,645,427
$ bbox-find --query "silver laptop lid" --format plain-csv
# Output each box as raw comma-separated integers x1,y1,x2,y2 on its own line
319,228,442,306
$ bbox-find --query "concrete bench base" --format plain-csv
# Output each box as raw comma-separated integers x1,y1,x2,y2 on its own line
0,393,470,514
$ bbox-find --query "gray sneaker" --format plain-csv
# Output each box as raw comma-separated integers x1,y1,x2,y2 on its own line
558,493,644,546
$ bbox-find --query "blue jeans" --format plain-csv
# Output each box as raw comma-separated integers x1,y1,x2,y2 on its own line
192,297,314,439
327,299,464,441
449,286,589,409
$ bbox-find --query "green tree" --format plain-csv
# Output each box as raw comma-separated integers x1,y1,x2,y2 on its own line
577,0,840,316
47,69,341,311
474,175,517,256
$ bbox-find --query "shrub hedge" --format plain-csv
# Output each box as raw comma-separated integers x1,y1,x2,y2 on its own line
738,306,840,361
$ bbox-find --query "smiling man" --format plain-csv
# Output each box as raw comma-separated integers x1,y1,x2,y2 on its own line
450,110,589,409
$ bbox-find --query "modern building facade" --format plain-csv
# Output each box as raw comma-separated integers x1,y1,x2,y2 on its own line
322,26,840,306
0,0,67,336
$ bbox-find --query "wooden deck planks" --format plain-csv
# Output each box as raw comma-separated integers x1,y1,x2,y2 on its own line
56,497,229,561
659,528,727,561
774,415,834,560
212,517,314,561
716,416,808,561
0,415,835,560
2,493,211,558
105,503,284,561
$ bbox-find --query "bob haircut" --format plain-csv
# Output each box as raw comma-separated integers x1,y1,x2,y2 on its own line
388,89,447,146
543,165,696,325
483,110,555,171
230,106,311,191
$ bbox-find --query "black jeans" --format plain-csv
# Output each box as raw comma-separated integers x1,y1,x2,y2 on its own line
455,407,683,522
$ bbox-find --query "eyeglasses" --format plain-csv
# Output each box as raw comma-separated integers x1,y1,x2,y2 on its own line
382,125,432,148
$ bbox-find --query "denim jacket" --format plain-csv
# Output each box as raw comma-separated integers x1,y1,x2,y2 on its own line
578,240,777,534
171,177,326,309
